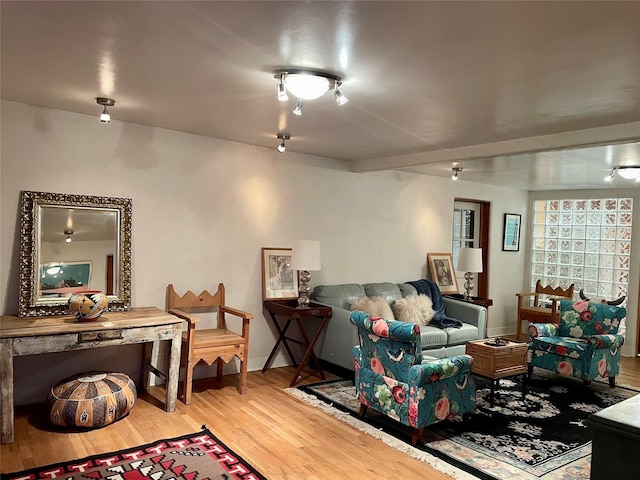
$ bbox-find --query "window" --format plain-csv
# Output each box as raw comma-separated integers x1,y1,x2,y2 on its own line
452,202,479,265
531,198,633,303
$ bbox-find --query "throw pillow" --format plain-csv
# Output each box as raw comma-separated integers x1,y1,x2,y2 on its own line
392,294,436,325
350,296,395,320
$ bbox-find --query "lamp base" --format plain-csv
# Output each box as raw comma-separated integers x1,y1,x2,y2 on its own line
463,272,475,300
297,270,311,309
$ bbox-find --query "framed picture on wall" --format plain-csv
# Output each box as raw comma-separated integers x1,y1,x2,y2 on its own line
261,247,299,301
503,213,521,251
427,253,459,294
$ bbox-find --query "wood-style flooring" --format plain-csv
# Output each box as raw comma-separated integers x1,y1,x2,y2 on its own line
2,357,640,479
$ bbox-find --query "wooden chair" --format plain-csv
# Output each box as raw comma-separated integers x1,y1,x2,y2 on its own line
166,283,252,404
515,280,574,341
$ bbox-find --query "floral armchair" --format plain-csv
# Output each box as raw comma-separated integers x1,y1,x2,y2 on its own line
350,310,476,445
528,300,626,387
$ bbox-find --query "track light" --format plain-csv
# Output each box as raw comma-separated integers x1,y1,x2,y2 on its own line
276,132,290,153
64,229,74,243
96,97,115,123
451,167,463,180
334,86,348,106
277,76,288,102
293,100,304,116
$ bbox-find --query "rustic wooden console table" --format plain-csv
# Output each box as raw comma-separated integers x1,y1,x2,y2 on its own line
0,307,183,444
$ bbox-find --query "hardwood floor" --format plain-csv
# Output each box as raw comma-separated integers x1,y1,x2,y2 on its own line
2,358,640,478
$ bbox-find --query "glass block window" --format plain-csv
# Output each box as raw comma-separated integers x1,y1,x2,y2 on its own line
531,198,632,304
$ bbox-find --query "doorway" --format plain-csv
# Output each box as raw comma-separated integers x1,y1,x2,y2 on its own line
452,199,490,297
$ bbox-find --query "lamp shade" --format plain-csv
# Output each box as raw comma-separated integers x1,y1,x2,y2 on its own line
457,247,483,273
291,240,322,271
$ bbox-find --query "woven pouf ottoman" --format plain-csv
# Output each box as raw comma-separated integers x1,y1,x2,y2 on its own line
48,372,137,428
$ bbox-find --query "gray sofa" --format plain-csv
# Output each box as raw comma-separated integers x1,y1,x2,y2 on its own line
309,281,487,371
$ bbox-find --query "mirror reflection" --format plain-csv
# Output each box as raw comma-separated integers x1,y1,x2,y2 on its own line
39,206,118,299
19,191,132,317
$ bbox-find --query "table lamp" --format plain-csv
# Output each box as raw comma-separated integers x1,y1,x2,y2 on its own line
457,247,483,300
291,240,322,309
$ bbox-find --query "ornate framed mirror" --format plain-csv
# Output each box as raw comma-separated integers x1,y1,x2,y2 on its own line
18,191,132,317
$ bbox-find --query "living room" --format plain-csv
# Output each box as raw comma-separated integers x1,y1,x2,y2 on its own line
1,2,639,479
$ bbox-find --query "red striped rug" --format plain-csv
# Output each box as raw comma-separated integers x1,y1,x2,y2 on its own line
1,427,266,480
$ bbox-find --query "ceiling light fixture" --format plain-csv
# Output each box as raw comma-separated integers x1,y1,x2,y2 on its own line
276,132,290,153
96,97,115,123
293,100,304,116
64,229,74,243
605,166,640,182
274,68,348,114
451,167,463,181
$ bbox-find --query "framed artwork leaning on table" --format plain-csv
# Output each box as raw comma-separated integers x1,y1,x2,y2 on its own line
427,252,459,294
261,247,299,301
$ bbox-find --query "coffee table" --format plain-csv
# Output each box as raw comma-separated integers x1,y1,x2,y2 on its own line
465,338,528,406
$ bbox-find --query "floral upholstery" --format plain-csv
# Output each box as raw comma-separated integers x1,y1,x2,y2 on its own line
528,300,626,386
350,310,476,444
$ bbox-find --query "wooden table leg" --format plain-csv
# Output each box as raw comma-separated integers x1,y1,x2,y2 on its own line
140,342,153,392
165,323,182,413
1,339,14,444
262,313,297,372
289,315,330,387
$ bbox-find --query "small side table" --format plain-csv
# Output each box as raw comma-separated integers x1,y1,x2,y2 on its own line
261,300,332,387
465,338,527,407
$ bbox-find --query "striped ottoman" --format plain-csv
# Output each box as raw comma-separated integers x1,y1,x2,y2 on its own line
48,372,136,428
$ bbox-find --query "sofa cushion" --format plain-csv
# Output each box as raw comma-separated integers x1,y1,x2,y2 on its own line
419,325,448,348
350,296,395,319
444,323,480,345
363,282,404,305
398,283,418,298
392,295,435,325
312,284,366,309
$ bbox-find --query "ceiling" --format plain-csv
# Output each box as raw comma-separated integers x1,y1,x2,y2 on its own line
2,1,639,191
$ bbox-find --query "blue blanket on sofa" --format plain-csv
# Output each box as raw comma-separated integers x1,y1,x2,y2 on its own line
406,279,463,329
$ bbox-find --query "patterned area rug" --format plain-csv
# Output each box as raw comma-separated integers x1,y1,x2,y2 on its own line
1,427,266,480
287,373,639,480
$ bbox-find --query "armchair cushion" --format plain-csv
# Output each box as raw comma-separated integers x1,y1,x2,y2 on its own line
350,311,423,378
558,300,625,338
529,335,588,359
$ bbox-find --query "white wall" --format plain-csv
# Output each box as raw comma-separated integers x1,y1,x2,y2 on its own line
1,101,527,405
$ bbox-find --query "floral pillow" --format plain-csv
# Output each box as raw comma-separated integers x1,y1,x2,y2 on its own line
559,300,626,338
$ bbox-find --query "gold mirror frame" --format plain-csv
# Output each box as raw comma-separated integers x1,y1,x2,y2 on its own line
18,191,132,317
